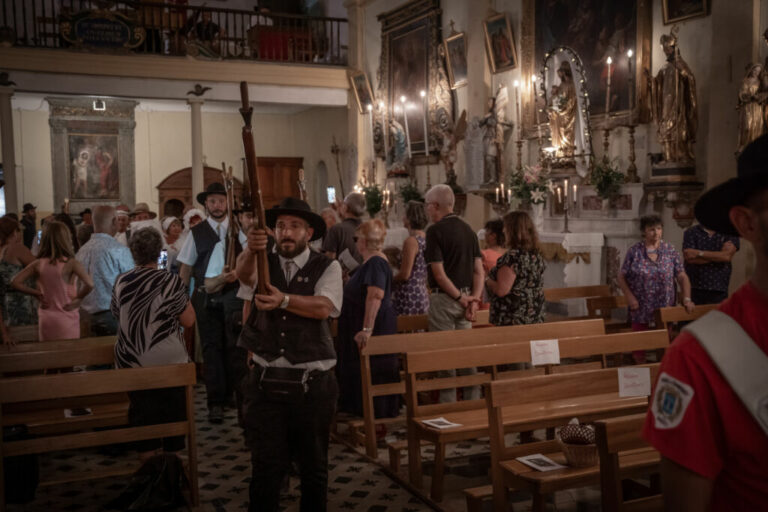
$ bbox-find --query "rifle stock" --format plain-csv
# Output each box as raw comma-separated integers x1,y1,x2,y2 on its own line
239,81,270,295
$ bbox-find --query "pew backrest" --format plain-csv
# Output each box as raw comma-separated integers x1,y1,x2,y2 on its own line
544,285,612,302
0,336,116,374
654,303,719,331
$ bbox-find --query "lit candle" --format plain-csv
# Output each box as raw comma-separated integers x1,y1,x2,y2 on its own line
401,96,412,159
556,187,562,203
378,101,389,162
367,103,375,163
420,90,430,155
564,178,568,204
495,187,500,202
627,49,634,113
605,56,612,117
507,189,512,204
572,184,578,206
514,80,521,138
532,75,542,143
500,182,505,198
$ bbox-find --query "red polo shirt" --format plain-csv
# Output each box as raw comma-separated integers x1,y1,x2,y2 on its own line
643,282,768,510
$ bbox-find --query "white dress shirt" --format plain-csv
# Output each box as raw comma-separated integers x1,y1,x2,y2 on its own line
176,217,229,267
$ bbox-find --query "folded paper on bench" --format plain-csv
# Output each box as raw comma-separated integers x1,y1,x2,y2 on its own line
422,417,462,429
530,339,561,366
618,367,651,397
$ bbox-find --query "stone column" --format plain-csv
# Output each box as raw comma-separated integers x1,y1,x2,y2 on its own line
187,96,205,207
344,0,365,188
0,85,17,215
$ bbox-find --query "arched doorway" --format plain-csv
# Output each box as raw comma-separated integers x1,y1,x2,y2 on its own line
156,166,244,213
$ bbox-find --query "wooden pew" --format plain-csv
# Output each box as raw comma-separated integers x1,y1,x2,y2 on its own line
654,303,719,337
359,319,606,459
596,414,662,512
0,336,116,374
587,295,631,333
544,285,614,321
484,365,660,512
404,331,667,501
0,363,199,510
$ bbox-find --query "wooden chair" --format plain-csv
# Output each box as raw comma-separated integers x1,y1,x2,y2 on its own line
404,331,667,501
0,363,199,510
359,319,606,459
595,414,662,511
484,365,660,512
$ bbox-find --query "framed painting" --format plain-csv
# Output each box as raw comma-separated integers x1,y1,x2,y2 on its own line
521,0,652,128
483,13,517,73
376,0,453,160
444,31,468,89
68,133,119,199
349,70,375,114
662,0,708,24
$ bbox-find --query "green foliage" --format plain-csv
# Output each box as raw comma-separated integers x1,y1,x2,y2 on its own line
362,184,383,217
589,160,625,200
399,183,423,204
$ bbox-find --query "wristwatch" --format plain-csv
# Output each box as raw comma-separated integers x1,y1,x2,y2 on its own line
362,326,373,333
683,297,692,304
279,293,290,309
697,250,704,258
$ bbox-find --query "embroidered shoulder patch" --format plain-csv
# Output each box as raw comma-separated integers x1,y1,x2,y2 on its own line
651,372,695,430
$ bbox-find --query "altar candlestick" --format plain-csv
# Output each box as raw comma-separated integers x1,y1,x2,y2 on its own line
573,184,578,205
420,90,430,155
378,101,388,162
605,56,612,117
627,49,634,114
507,189,512,204
564,179,568,203
401,96,412,159
531,75,542,142
366,104,375,164
556,187,562,203
500,182,505,199
514,80,521,137
495,187,500,202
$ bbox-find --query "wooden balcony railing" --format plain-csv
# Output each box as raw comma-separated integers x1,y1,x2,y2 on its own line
0,0,348,65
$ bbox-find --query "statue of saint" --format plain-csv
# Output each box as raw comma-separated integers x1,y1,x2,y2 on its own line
480,98,503,184
737,63,765,155
546,61,577,159
649,27,698,164
386,118,408,175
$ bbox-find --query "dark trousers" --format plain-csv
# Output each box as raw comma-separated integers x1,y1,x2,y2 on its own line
691,288,728,305
90,310,118,336
242,368,338,512
192,289,246,408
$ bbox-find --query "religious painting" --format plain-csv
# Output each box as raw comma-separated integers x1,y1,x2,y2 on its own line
377,0,453,165
68,133,119,199
522,0,651,125
349,70,375,114
662,0,708,24
483,13,517,73
444,31,468,89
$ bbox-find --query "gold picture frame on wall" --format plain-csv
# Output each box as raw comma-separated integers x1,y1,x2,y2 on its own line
349,70,375,114
444,31,468,89
483,12,518,73
662,0,708,25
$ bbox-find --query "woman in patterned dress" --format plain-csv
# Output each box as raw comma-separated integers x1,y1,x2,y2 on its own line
392,201,429,316
0,217,37,344
112,228,196,461
485,211,546,326
617,215,694,362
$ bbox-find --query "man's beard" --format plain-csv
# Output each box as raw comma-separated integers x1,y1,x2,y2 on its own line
277,237,307,259
209,209,227,220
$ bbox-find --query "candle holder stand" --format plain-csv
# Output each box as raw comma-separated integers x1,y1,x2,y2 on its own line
516,139,524,171
484,191,511,218
625,124,640,183
602,127,612,164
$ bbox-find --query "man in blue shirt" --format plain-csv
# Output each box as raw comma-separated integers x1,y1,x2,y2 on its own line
76,205,135,335
682,224,740,304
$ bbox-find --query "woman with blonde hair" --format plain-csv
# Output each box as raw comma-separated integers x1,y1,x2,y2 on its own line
485,211,546,326
337,219,399,419
12,221,94,341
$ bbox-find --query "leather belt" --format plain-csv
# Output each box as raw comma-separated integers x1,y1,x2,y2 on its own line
250,360,334,381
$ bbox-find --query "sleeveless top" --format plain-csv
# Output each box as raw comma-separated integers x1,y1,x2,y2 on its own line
393,235,429,316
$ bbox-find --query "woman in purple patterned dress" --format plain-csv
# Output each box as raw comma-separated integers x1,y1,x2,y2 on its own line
393,201,429,316
617,215,695,361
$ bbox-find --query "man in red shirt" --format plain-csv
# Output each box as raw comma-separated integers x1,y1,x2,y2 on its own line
643,135,768,510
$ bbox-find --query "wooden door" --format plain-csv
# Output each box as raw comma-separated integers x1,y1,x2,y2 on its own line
253,157,304,208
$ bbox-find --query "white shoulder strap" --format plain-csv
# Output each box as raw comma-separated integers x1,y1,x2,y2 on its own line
683,310,768,437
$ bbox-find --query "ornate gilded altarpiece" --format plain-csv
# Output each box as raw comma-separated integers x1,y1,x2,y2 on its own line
520,0,651,133
48,97,137,212
375,0,453,162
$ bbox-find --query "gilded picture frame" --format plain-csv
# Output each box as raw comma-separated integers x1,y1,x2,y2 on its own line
444,31,468,89
662,0,708,25
349,70,375,114
483,13,518,73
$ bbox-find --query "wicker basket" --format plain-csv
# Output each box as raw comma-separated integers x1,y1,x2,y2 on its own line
558,438,598,468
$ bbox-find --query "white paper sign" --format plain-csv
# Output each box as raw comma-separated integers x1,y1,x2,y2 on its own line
530,339,561,366
618,367,652,397
422,417,462,429
516,454,566,472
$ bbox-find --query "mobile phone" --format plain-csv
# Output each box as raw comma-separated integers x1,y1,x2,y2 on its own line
326,186,336,205
158,249,168,270
37,230,42,244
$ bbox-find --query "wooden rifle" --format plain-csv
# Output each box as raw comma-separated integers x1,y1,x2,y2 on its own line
221,162,241,272
239,81,270,295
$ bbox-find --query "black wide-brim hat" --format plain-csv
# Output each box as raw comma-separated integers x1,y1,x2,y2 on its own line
196,182,227,205
695,134,768,236
265,197,326,241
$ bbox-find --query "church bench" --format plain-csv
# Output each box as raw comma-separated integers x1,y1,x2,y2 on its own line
654,303,719,337
586,295,631,334
596,414,662,512
543,285,614,321
358,319,606,459
0,363,199,511
403,332,666,502
484,366,660,512
5,325,38,343
0,336,116,374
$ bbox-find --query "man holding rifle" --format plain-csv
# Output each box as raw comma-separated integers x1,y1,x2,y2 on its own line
236,197,342,512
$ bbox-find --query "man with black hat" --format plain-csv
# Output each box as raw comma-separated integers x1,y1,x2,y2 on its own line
643,135,768,510
178,182,238,423
236,197,342,512
21,203,36,249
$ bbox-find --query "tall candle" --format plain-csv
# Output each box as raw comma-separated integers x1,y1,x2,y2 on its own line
564,178,568,203
379,101,389,162
514,80,521,138
420,90,430,155
507,189,512,204
367,104,375,163
401,96,412,159
532,75,542,143
500,182,505,198
495,187,500,202
627,49,634,114
572,184,578,206
605,56,612,117
556,187,562,203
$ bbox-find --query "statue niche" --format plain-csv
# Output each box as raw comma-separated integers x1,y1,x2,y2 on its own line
547,61,577,160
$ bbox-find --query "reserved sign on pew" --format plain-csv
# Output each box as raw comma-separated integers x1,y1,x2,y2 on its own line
530,339,561,366
618,367,652,397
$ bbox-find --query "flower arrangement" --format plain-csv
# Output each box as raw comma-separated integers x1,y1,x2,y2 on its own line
589,159,625,201
509,165,552,205
361,184,383,217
